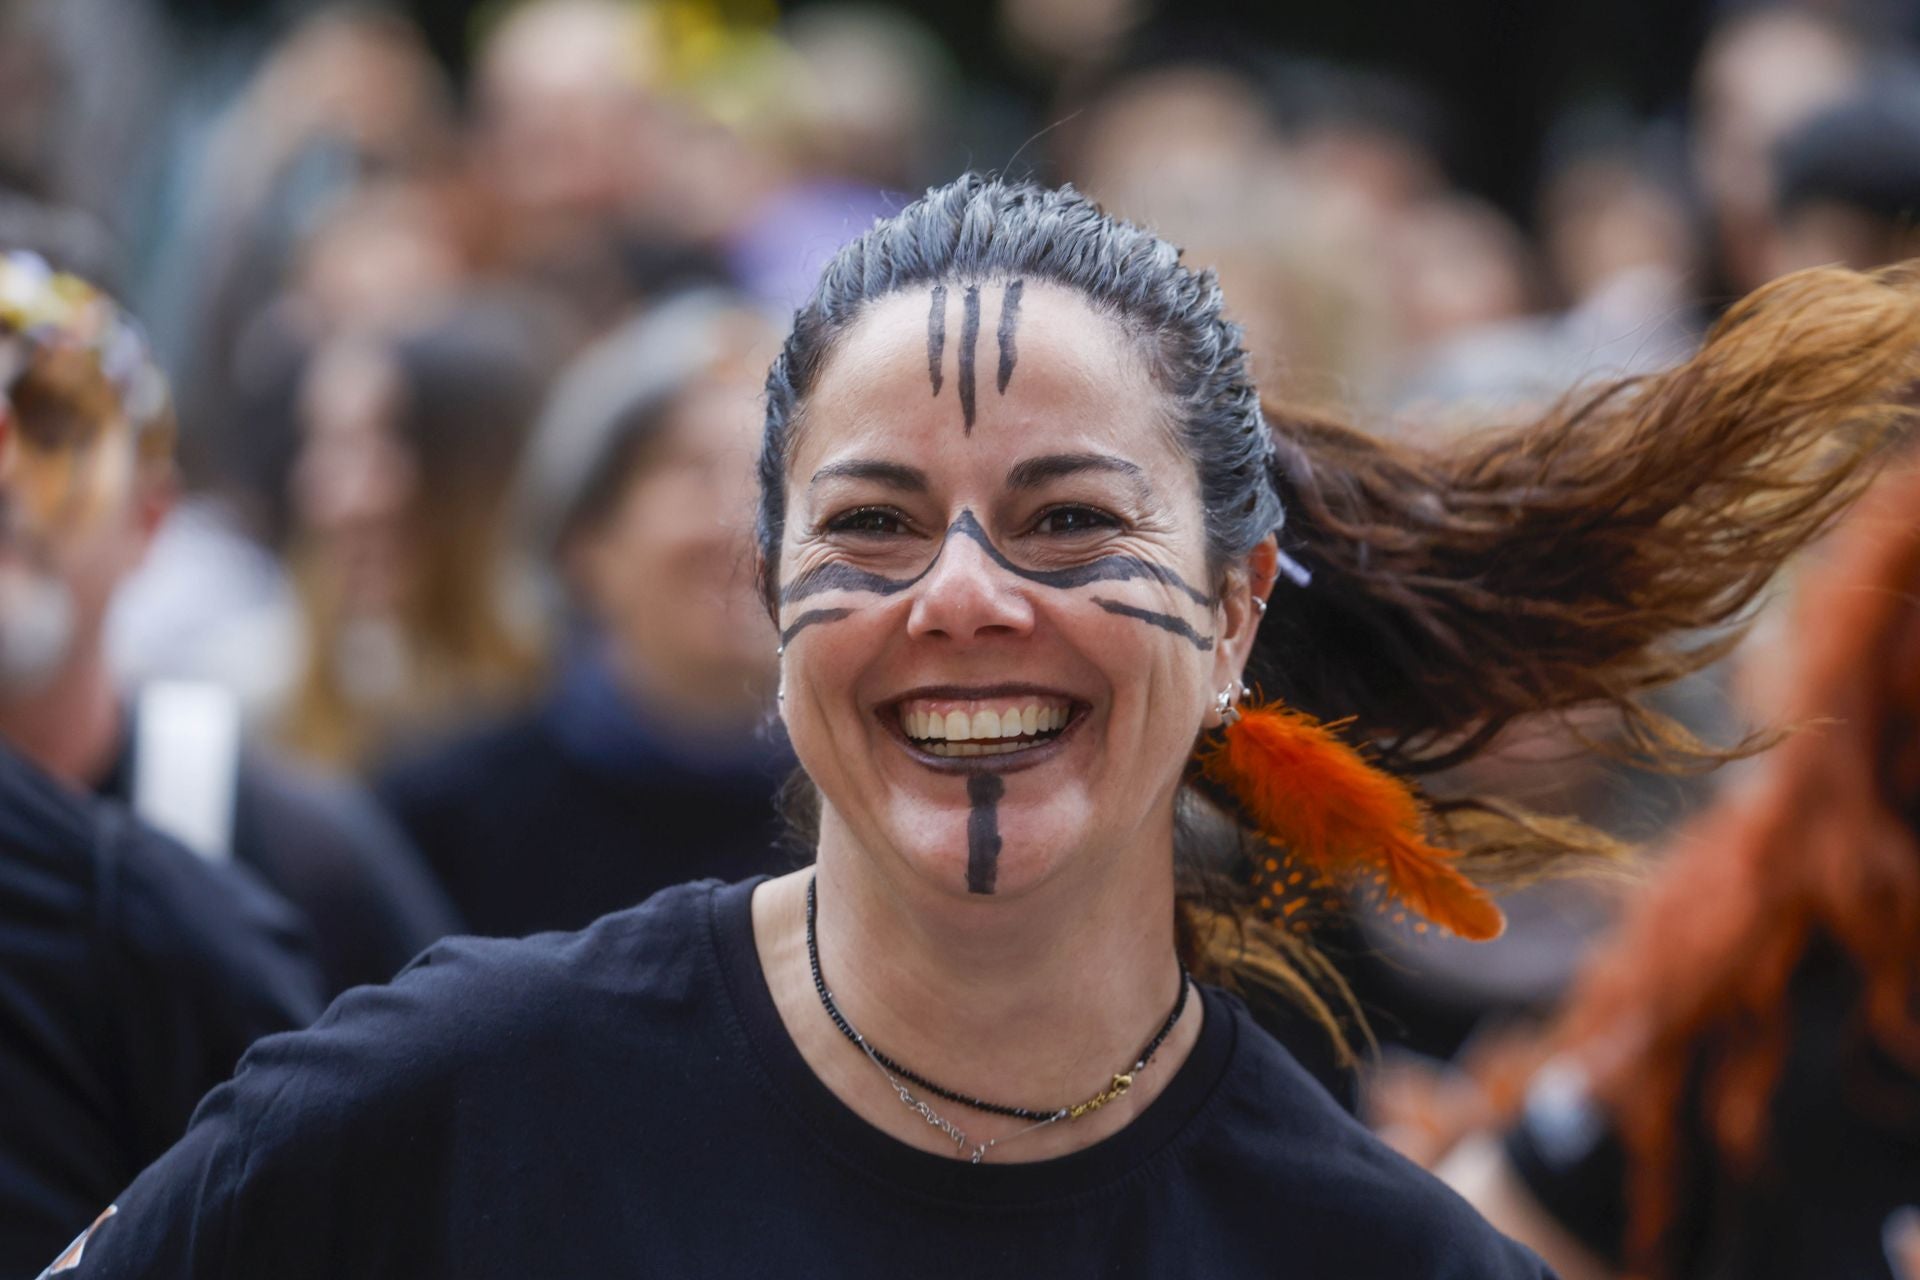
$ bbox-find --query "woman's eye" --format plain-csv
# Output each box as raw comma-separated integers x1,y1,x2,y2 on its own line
825,507,907,536
1033,506,1117,536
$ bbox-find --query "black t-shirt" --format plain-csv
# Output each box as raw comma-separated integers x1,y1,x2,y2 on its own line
1504,944,1920,1279
0,743,324,1277
98,732,461,997
59,878,1552,1278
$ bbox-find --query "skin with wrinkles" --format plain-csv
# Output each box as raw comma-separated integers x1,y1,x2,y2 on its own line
780,510,1214,607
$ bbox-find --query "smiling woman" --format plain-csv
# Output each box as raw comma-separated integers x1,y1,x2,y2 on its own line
49,177,1920,1280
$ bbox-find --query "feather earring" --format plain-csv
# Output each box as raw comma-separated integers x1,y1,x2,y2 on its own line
1201,690,1504,941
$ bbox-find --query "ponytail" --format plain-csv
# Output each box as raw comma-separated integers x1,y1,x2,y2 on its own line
1184,261,1920,1027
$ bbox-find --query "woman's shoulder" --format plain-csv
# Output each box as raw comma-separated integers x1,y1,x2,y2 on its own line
47,880,754,1277
1205,994,1553,1277
240,879,734,1100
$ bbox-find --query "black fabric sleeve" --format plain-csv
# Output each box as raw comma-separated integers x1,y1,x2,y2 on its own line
62,939,502,1279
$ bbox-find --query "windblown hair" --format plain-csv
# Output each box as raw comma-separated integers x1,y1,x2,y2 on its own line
757,174,1920,1045
1540,456,1920,1277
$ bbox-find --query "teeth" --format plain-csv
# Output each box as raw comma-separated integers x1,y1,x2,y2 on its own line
902,699,1074,747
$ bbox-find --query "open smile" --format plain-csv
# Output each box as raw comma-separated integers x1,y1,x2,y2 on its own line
879,685,1089,771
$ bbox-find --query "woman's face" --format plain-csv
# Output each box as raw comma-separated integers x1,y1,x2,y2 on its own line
776,282,1267,901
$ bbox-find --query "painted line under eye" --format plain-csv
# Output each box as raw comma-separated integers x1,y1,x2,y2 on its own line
780,509,1215,607
779,607,856,646
1091,598,1216,651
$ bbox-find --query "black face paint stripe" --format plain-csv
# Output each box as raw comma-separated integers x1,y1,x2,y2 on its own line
996,279,1023,395
780,509,1215,606
927,285,946,397
779,607,856,645
959,285,981,433
966,772,1004,894
1092,597,1216,651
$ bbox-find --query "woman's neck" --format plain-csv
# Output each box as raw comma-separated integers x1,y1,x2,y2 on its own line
751,810,1200,1162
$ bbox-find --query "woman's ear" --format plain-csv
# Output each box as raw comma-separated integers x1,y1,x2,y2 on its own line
1213,535,1279,691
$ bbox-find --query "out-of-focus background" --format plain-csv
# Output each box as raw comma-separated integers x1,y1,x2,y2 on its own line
4,0,1920,1272
25,0,1917,742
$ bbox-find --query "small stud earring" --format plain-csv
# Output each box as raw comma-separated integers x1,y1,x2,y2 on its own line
776,644,785,657
1213,682,1243,725
1252,598,1268,615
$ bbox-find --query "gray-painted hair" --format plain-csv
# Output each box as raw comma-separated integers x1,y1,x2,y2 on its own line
756,173,1289,604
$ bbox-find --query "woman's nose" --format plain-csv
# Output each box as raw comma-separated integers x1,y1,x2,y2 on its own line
904,528,1036,643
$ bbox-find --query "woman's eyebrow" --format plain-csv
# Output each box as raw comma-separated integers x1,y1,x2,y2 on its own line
808,459,930,491
1006,453,1150,496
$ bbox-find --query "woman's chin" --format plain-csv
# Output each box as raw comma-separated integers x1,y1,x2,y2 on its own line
879,801,1092,902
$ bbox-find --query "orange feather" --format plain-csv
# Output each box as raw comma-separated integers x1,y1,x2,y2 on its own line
1202,700,1505,941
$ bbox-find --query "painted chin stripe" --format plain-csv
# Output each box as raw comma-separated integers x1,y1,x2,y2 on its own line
1092,597,1216,651
966,772,1005,893
927,284,946,398
780,510,1215,607
779,607,855,645
959,284,981,433
996,279,1024,395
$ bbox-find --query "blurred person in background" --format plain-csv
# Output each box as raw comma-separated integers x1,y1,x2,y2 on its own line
1055,60,1402,409
1767,78,1920,277
108,173,477,723
1444,451,1920,1280
1691,4,1864,296
377,291,788,938
107,9,472,728
725,4,960,308
280,297,556,773
467,0,668,322
156,5,457,471
0,249,456,996
0,250,323,1273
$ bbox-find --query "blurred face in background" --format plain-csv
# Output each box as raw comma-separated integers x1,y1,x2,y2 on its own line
0,385,162,693
1693,9,1861,290
471,0,663,257
292,339,415,617
567,360,776,720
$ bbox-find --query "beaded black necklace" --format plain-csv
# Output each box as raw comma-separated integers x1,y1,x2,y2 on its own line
804,874,1191,1125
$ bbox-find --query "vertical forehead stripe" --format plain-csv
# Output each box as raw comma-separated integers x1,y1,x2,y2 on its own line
926,284,946,398
959,284,981,433
996,279,1024,395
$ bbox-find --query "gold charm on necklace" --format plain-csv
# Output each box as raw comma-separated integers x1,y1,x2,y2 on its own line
1066,1073,1134,1120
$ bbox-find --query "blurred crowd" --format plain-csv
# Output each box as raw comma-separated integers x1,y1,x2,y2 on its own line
2,0,1919,1275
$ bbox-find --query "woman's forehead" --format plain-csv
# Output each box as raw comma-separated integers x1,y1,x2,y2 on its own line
794,281,1179,482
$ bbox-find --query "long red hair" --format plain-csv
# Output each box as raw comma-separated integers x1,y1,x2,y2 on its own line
1558,456,1920,1273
